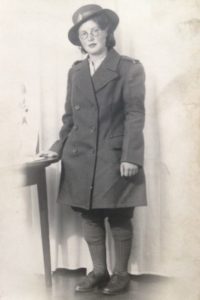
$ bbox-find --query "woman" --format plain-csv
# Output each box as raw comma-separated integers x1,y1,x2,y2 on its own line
44,4,146,295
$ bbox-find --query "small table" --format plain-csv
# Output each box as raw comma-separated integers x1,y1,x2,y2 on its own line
19,157,59,287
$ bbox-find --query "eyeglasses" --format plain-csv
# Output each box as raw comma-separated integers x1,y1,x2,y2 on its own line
79,27,102,41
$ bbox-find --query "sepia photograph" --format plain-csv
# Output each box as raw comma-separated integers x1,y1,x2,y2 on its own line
0,0,200,299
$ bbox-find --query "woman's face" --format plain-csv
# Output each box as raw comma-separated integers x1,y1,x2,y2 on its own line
78,19,108,55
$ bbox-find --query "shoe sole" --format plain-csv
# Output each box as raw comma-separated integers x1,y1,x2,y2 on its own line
102,284,129,295
75,278,110,293
102,289,128,295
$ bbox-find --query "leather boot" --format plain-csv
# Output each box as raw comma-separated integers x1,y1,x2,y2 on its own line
102,272,130,295
75,271,110,292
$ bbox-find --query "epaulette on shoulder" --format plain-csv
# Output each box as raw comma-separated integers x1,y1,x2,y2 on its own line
72,60,82,67
121,56,139,64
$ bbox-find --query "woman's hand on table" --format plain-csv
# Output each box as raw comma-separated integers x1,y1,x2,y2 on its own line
38,150,59,159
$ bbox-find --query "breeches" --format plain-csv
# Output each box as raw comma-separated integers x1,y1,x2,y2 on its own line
81,208,134,243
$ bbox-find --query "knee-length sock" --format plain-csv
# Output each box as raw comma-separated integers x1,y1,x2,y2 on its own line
109,218,133,274
82,216,107,275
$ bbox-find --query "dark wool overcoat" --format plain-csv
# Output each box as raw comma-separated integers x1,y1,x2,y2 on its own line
51,48,147,209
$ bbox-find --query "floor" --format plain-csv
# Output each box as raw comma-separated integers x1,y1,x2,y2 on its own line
2,268,192,300
51,269,165,300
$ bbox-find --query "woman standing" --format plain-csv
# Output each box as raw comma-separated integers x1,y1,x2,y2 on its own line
46,4,146,295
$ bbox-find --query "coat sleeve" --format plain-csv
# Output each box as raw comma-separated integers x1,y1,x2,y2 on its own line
50,68,74,156
121,60,145,166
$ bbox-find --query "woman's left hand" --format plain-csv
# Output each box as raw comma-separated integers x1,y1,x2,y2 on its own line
120,162,139,177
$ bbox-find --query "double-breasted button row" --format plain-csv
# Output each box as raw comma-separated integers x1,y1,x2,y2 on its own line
72,148,95,155
73,124,96,133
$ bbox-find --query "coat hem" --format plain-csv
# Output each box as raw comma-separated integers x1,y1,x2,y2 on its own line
56,198,147,210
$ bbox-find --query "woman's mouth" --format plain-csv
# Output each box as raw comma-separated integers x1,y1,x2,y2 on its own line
88,43,97,48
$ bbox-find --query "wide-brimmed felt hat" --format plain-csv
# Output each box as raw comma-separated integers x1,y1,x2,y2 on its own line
68,4,119,46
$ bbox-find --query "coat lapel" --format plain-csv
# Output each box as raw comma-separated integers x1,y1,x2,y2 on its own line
92,49,120,92
73,58,97,105
73,49,121,103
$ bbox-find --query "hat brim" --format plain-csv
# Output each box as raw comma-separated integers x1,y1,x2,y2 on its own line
68,9,119,46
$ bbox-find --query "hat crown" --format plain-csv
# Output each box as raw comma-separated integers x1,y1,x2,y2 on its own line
72,4,103,25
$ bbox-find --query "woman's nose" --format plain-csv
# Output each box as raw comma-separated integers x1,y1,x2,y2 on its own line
87,32,95,41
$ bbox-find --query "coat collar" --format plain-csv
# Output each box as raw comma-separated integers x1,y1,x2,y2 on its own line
98,48,121,72
73,48,120,94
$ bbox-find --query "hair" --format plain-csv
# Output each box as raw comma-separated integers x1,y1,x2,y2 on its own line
78,13,116,54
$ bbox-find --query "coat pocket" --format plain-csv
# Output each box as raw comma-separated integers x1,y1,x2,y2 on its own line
108,135,123,150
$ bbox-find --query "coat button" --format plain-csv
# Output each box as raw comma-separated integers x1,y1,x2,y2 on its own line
91,149,95,154
72,148,78,155
90,126,96,133
74,104,80,111
73,124,79,130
